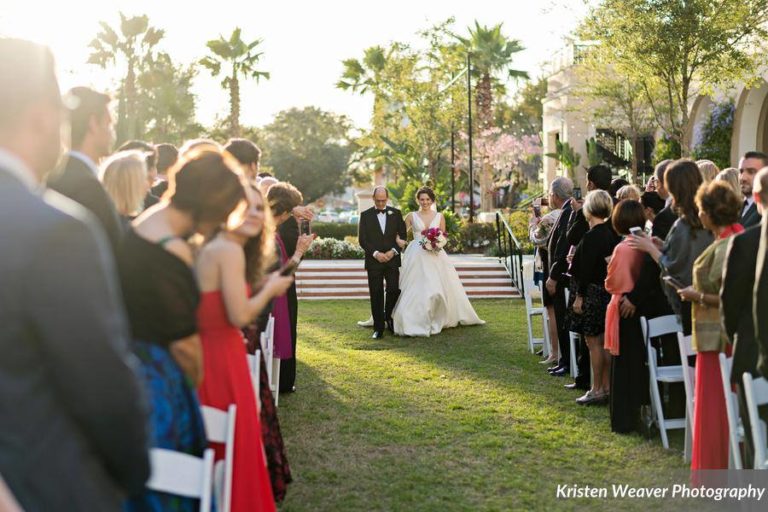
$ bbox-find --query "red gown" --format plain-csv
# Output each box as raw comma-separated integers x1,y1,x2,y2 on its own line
197,290,276,512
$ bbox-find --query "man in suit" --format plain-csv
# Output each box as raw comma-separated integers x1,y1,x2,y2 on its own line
0,38,149,511
738,151,768,229
650,159,677,240
47,86,123,252
358,186,407,339
544,177,574,376
722,166,768,468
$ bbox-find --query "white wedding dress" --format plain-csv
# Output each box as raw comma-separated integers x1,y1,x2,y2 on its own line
392,212,485,337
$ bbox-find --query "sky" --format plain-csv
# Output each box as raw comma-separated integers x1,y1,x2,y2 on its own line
1,0,591,130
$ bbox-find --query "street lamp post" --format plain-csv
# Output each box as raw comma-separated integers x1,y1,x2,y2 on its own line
450,128,455,213
466,52,474,223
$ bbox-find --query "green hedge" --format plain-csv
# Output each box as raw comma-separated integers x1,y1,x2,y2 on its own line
310,222,359,240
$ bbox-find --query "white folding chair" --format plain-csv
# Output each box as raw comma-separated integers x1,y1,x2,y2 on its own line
641,315,684,450
201,405,237,512
523,279,550,356
147,448,215,512
742,373,768,469
677,333,695,462
719,353,744,469
246,350,261,401
563,287,579,378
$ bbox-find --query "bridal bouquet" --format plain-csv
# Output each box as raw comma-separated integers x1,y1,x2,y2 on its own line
419,227,448,253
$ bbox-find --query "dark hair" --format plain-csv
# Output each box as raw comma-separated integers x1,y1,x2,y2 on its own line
155,143,178,175
654,159,673,182
612,199,647,235
587,165,612,191
267,182,303,216
415,186,436,202
168,149,246,224
66,87,111,148
640,191,665,214
257,171,273,178
608,178,630,198
243,186,276,285
665,159,703,231
225,138,262,167
696,180,742,228
118,140,158,170
0,38,60,132
743,151,768,168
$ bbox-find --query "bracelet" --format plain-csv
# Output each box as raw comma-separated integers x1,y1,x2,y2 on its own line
698,292,705,307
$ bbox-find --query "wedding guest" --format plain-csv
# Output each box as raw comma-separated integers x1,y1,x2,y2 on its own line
529,199,561,365
609,178,629,199
715,168,741,197
151,142,178,197
196,182,294,511
179,138,222,157
651,159,677,240
676,181,743,469
119,149,246,511
543,177,574,377
605,200,647,433
0,37,149,511
640,191,665,224
225,138,262,183
696,159,720,183
737,152,767,228
630,159,713,335
570,190,619,404
267,182,315,393
615,184,642,201
118,140,160,209
47,86,123,252
724,167,768,467
101,150,149,223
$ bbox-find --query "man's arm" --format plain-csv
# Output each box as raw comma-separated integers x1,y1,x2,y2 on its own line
22,214,149,495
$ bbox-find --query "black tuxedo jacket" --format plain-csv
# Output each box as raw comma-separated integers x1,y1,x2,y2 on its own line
722,225,761,383
47,154,123,253
742,202,760,229
358,206,406,270
653,205,677,241
545,200,573,282
0,169,149,511
755,217,768,376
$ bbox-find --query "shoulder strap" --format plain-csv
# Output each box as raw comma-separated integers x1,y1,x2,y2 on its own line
156,235,179,247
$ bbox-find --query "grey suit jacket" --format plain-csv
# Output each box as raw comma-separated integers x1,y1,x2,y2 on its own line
0,169,149,511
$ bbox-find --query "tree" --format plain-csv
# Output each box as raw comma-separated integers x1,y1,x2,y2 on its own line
545,140,581,178
691,99,735,168
261,107,354,203
495,78,547,138
200,28,269,138
580,0,768,155
87,13,164,143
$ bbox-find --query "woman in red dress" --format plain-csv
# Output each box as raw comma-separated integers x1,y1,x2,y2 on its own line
196,180,294,512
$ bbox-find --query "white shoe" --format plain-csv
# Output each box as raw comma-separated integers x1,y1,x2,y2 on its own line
357,316,374,327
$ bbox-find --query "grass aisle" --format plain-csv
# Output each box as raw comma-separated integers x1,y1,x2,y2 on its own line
277,300,688,511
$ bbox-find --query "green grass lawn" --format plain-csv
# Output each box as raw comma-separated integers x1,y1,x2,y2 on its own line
277,300,690,511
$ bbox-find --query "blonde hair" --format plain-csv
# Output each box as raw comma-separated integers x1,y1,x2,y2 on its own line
101,151,148,217
715,168,740,197
696,159,720,183
616,184,642,201
583,189,613,221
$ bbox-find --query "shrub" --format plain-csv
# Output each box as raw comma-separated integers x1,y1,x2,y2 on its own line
459,222,496,253
692,100,735,169
303,237,365,260
507,211,535,254
311,222,359,240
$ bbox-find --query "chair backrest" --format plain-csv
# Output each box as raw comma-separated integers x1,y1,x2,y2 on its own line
523,279,536,309
641,315,683,343
719,353,743,469
201,405,236,512
147,448,214,512
742,373,768,469
677,333,695,421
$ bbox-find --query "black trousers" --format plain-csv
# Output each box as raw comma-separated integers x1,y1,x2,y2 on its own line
367,265,400,331
279,284,299,392
552,284,570,369
575,335,591,387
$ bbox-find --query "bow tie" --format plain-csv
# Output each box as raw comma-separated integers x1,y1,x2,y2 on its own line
377,209,387,214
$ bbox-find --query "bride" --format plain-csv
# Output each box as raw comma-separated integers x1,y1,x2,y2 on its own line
392,186,485,337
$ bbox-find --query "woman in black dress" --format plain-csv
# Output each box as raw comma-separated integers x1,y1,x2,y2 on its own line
120,149,247,512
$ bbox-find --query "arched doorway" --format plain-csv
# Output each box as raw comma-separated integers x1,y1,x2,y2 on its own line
758,90,768,153
732,80,768,163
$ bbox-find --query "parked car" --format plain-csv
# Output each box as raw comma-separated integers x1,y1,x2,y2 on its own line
317,210,339,223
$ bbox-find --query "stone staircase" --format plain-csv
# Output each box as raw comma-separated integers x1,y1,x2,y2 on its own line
296,256,519,300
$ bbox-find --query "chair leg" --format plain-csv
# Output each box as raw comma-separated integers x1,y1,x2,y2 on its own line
650,378,670,449
526,312,535,353
683,410,692,462
569,334,578,379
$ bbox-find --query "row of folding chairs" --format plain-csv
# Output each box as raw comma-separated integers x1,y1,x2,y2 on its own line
245,315,280,406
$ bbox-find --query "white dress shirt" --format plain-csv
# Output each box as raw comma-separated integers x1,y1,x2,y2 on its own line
742,196,755,218
377,208,387,234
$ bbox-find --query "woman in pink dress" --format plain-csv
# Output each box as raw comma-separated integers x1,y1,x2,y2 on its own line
196,181,294,512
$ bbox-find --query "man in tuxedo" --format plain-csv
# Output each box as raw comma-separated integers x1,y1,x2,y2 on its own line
47,86,123,252
0,38,149,511
738,151,768,229
651,159,677,240
722,166,768,468
544,177,574,376
358,186,407,339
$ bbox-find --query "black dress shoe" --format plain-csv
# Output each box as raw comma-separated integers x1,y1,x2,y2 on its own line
372,330,384,339
564,382,589,391
386,321,394,334
547,365,563,374
550,367,568,377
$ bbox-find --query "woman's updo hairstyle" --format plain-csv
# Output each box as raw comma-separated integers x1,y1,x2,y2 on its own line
415,186,436,202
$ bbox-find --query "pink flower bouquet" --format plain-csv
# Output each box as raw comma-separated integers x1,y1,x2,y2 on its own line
419,227,448,253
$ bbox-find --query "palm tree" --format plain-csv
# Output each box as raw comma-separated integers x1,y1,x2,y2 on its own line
88,13,164,143
457,22,527,211
200,28,269,137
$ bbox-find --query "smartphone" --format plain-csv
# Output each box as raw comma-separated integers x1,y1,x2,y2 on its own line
662,276,685,291
299,219,311,236
629,226,643,236
573,187,582,201
533,205,541,217
279,260,299,277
